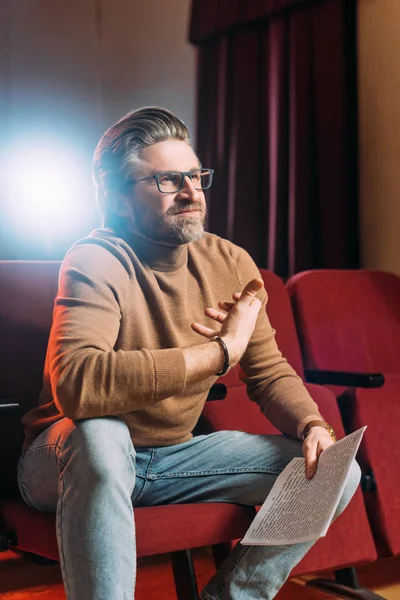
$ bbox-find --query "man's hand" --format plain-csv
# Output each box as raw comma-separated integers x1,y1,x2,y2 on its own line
191,278,263,366
302,426,335,479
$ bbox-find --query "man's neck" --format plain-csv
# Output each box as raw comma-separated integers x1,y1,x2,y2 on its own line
117,226,190,273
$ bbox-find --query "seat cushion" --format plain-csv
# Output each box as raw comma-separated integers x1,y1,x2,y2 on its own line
0,499,256,559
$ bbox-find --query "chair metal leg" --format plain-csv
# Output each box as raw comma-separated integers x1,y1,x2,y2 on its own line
0,530,17,551
211,542,231,569
0,533,10,551
306,566,386,599
336,567,363,588
170,549,199,600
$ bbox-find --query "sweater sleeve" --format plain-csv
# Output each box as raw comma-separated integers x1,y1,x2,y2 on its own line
47,242,186,420
232,247,323,439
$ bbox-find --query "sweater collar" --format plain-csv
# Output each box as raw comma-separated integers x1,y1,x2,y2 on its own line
104,227,188,272
130,231,188,272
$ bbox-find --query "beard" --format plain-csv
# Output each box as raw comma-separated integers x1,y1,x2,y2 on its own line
133,201,207,244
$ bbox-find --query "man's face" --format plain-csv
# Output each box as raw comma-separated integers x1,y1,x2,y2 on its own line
124,140,207,244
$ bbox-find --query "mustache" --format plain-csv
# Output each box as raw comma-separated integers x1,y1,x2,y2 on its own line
166,202,205,216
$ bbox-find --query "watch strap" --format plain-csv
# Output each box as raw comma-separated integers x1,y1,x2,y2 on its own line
301,420,337,443
213,336,230,376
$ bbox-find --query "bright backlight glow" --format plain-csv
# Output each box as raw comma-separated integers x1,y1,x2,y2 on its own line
3,141,91,238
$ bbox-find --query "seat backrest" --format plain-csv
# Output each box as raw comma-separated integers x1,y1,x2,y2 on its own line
260,269,305,378
0,261,60,498
287,269,400,373
0,261,61,414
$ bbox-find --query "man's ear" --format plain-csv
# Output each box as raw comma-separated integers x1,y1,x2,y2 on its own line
108,191,132,218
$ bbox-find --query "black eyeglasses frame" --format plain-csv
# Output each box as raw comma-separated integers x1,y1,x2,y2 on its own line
127,168,214,194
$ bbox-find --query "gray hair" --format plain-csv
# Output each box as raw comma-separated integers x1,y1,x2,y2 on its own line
93,106,191,228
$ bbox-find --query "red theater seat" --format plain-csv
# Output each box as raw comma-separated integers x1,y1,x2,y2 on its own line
287,269,400,557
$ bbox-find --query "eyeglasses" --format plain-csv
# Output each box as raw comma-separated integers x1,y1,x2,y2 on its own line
128,168,214,194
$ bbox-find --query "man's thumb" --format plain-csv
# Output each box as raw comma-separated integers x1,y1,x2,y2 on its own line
241,278,263,298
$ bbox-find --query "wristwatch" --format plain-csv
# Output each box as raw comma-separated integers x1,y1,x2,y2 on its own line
301,420,336,443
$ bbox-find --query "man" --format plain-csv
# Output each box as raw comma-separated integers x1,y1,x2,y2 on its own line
18,107,360,600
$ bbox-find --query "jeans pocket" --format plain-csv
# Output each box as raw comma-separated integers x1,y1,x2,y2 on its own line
17,447,58,512
18,480,46,511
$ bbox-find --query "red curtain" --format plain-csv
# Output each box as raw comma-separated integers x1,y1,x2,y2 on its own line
190,0,359,276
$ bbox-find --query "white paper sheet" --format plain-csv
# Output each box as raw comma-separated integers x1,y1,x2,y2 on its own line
241,427,366,546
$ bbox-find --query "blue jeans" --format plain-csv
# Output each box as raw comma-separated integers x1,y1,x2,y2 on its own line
17,417,361,600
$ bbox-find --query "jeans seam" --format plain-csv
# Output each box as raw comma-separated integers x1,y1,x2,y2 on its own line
201,545,251,600
128,450,136,497
145,447,158,478
17,453,25,486
24,442,63,454
57,474,71,599
22,443,67,469
18,482,45,511
151,467,283,478
132,479,150,504
133,447,157,503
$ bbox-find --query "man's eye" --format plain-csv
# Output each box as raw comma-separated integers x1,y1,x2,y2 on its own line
159,174,174,184
189,171,201,181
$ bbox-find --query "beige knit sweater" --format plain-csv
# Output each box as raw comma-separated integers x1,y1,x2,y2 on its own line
22,228,321,448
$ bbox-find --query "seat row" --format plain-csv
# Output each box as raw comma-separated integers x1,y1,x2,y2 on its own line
0,261,399,600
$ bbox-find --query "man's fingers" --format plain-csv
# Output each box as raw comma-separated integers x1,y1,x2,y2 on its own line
303,442,319,479
217,288,258,313
303,431,334,479
218,295,240,312
194,279,262,345
204,307,227,323
218,301,234,312
305,457,317,480
191,322,218,338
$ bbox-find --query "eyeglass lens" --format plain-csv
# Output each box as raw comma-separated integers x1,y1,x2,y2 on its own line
157,170,212,193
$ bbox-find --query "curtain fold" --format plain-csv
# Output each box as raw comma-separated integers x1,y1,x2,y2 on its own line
190,0,316,43
192,0,359,276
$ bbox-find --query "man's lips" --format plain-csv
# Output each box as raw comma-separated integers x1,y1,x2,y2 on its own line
172,209,201,215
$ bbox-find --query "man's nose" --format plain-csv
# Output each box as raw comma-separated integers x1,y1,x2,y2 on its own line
177,176,202,202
